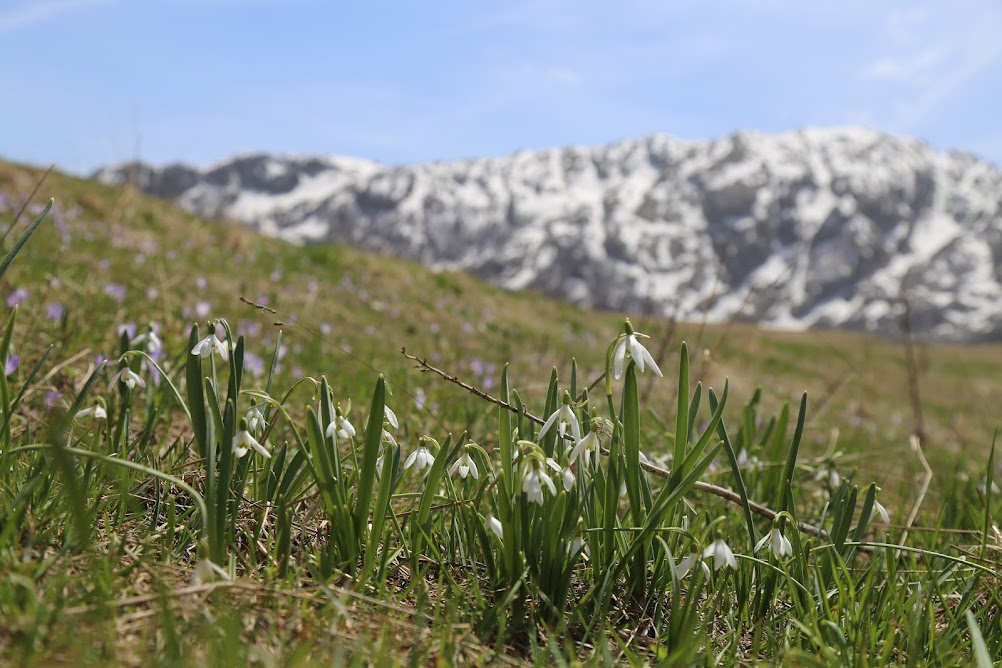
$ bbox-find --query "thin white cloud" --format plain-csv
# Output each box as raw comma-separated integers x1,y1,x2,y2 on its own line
0,0,118,34
862,48,945,84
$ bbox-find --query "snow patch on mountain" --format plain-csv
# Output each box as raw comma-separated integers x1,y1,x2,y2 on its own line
94,128,1002,342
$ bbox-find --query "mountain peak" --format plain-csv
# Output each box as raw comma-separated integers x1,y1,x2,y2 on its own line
94,128,1002,342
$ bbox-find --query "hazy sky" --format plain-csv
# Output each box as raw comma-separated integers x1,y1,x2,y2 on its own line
2,0,1001,174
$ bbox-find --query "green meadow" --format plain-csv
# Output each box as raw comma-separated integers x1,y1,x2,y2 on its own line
0,161,999,665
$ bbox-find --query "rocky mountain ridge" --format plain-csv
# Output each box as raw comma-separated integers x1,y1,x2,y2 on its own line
95,127,1002,342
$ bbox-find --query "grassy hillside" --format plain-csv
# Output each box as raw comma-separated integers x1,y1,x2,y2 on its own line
0,161,999,665
0,161,996,485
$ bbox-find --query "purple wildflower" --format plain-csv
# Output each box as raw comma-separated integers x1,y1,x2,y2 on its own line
104,283,126,303
195,301,211,318
5,354,19,377
6,288,29,308
46,303,65,321
45,391,62,409
243,351,265,378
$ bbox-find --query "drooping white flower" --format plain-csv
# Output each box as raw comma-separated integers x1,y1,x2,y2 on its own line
325,412,356,440
245,405,265,434
570,430,601,467
702,538,738,571
233,419,270,458
404,445,434,471
75,404,107,420
487,515,503,541
676,551,711,579
131,326,162,355
191,330,229,361
384,405,398,429
538,392,581,442
755,526,793,559
562,467,575,492
521,460,557,505
449,451,479,479
111,366,146,390
872,499,890,524
612,319,663,380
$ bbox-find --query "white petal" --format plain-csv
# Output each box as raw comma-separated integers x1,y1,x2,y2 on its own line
755,532,771,552
384,406,398,429
449,459,461,477
538,409,561,441
487,515,503,540
563,468,575,491
468,458,479,479
874,500,890,524
640,345,663,377
325,422,337,439
539,471,557,496
778,533,793,557
612,338,627,380
629,335,646,373
404,450,418,469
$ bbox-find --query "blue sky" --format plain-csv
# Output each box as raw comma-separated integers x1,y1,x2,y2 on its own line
2,0,1001,174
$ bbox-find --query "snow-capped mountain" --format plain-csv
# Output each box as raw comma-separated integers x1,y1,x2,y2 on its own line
94,128,1002,342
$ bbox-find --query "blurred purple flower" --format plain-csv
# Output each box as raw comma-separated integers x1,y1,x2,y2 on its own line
147,287,159,300
270,269,283,281
46,302,65,321
196,276,207,289
5,354,19,376
104,283,126,303
99,259,111,270
320,322,332,336
195,301,211,318
6,287,29,308
45,390,62,409
413,387,427,412
118,322,137,339
95,354,108,367
243,351,265,378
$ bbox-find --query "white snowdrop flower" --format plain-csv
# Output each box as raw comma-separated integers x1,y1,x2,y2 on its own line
702,538,738,571
131,326,162,355
521,460,557,505
111,365,146,390
538,391,581,442
449,450,479,479
568,537,590,558
74,404,107,420
570,430,601,467
325,412,355,440
612,319,663,380
384,405,398,429
404,445,434,472
872,499,890,524
676,551,711,579
487,515,503,541
233,419,270,458
381,428,398,447
245,405,265,434
191,329,229,361
190,558,229,586
755,526,794,559
562,467,575,492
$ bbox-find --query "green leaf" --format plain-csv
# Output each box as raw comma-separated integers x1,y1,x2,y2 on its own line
777,393,808,513
673,342,690,467
354,375,385,541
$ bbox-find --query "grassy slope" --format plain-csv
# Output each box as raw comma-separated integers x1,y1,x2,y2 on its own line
0,161,1000,664
1,160,996,489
